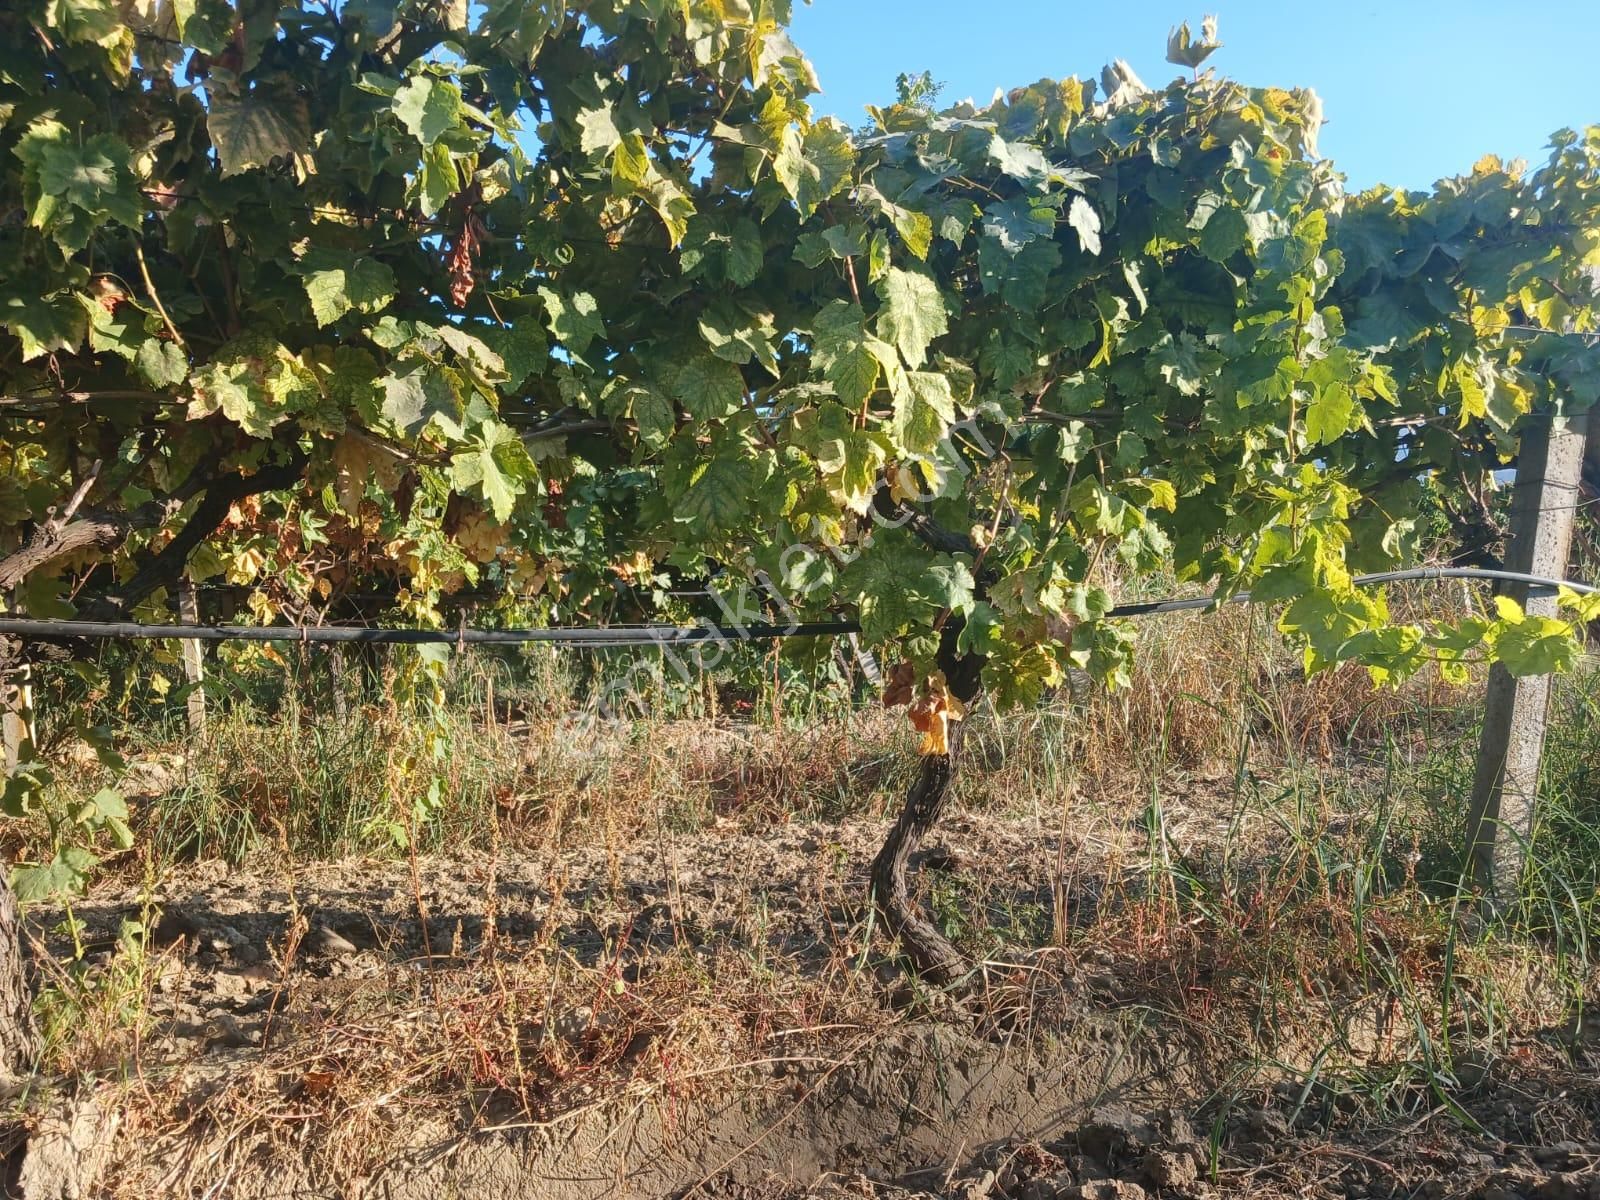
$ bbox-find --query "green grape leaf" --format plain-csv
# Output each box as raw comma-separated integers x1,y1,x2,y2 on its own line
773,119,854,219
0,290,87,361
845,539,974,643
13,847,99,905
628,385,675,446
576,104,625,156
877,267,948,369
674,453,755,532
415,141,460,216
796,401,888,514
302,255,397,326
1196,201,1248,262
698,303,778,370
189,336,322,437
45,0,124,46
1304,383,1356,445
537,287,605,356
1491,604,1581,677
393,76,465,146
450,419,532,521
207,85,311,177
479,324,547,389
477,0,563,63
15,122,143,250
726,218,765,286
813,300,893,408
381,361,462,437
892,371,956,459
669,354,745,421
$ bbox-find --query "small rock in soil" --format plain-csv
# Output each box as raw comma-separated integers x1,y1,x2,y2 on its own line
1140,1147,1198,1190
236,985,282,1015
1473,1169,1542,1200
1241,1107,1291,1141
1533,1175,1587,1200
1006,1140,1066,1183
1532,1144,1584,1168
153,957,184,993
951,1169,996,1199
306,923,358,957
1078,1106,1160,1162
1158,1108,1198,1146
1069,1156,1111,1183
209,969,261,1001
203,1012,259,1049
1067,1181,1145,1200
19,1089,117,1200
151,908,204,949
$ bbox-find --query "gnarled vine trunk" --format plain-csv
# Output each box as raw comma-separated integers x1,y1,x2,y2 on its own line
869,727,970,985
869,627,984,986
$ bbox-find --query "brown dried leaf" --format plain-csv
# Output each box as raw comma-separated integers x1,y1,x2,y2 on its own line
882,660,916,708
445,213,481,307
301,1069,338,1096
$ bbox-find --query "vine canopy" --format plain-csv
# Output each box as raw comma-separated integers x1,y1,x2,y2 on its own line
1,2,1598,713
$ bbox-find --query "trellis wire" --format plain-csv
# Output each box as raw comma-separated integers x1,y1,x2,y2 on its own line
0,567,1591,648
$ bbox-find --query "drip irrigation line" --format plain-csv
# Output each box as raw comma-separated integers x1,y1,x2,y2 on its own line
0,618,861,647
0,568,1591,647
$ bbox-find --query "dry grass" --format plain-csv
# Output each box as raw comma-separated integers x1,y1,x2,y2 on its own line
13,589,1600,1197
26,590,1474,875
112,939,896,1196
76,814,911,1198
53,740,1599,1198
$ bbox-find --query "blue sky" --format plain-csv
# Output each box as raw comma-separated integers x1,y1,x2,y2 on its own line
789,1,1600,191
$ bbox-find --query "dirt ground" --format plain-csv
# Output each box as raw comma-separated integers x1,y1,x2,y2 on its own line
15,798,1600,1199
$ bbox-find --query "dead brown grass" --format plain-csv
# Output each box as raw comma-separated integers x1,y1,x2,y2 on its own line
24,586,1598,1199
24,578,1486,881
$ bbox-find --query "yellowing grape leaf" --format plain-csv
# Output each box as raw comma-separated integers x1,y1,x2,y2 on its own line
331,431,404,517
906,671,966,756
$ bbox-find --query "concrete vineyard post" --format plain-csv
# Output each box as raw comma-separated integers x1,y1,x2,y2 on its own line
179,578,205,736
2,589,33,771
1,663,30,772
1466,407,1592,896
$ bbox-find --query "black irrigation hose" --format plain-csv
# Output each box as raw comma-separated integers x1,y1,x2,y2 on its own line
0,568,1591,647
0,619,861,648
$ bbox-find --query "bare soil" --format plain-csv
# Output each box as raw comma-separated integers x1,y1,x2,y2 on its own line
14,803,1600,1200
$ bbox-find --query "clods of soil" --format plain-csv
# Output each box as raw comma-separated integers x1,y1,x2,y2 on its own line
14,811,1600,1199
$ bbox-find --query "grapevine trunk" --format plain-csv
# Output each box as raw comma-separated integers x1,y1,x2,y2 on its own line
870,633,985,985
869,728,969,986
